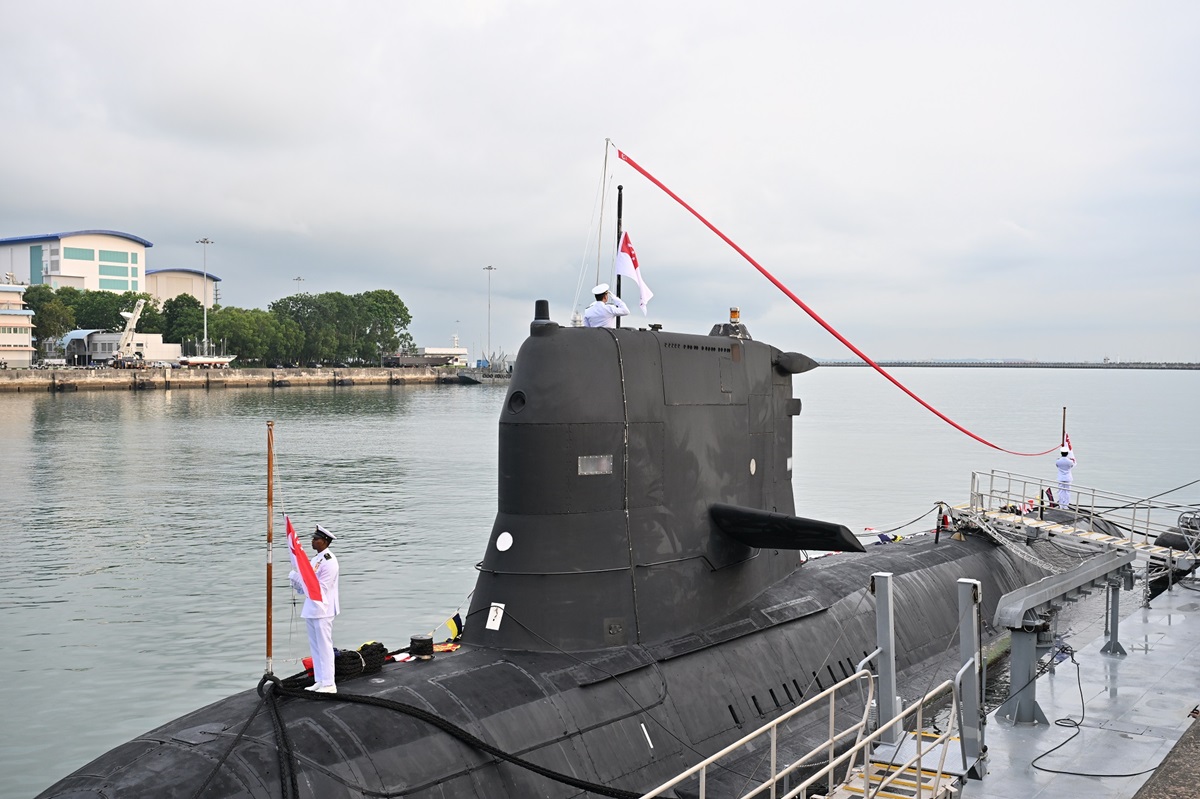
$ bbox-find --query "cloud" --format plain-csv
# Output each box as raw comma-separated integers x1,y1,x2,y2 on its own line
1,0,1197,362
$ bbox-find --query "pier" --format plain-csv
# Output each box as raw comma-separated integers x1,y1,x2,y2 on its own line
0,366,468,393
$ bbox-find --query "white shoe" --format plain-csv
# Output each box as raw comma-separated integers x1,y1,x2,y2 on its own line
314,684,337,694
304,684,320,691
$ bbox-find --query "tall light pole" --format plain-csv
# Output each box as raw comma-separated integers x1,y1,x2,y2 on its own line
483,265,496,365
293,276,304,293
196,237,213,355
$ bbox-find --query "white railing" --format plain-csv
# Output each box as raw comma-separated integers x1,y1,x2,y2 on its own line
637,669,875,799
637,671,965,799
969,470,1191,547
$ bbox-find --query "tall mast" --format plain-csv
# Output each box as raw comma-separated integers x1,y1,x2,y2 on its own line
196,238,213,355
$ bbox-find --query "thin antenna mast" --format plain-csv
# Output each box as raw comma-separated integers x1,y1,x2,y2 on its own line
596,140,611,284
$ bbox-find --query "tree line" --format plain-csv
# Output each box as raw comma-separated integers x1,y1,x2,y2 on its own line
22,284,415,366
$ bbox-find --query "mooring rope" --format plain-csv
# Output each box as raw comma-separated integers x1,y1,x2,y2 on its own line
612,144,1060,458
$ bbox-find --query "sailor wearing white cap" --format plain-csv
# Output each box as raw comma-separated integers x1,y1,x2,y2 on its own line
583,283,630,329
1054,446,1075,507
289,524,341,693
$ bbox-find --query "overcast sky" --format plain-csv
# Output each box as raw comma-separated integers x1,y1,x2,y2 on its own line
2,1,1197,362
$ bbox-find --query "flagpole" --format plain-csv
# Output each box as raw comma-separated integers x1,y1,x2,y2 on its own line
615,184,624,329
266,421,275,676
1061,407,1067,447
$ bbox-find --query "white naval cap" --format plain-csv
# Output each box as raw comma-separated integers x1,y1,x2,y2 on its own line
592,283,610,296
313,524,336,542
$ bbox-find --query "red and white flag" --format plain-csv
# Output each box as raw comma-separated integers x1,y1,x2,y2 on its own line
1063,432,1077,464
287,514,322,602
615,231,653,314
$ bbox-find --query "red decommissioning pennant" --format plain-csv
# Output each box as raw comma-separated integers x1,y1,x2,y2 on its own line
287,514,322,602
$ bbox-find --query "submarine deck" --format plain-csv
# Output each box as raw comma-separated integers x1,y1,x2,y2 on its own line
962,578,1200,799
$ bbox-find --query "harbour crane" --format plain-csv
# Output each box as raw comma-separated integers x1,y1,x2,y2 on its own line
110,299,146,368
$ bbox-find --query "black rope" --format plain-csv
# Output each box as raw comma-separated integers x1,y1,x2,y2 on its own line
190,690,267,799
247,672,642,799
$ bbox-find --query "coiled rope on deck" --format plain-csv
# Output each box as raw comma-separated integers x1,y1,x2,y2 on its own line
611,142,1060,458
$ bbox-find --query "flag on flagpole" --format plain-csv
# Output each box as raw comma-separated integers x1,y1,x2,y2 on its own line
614,231,653,314
1064,432,1077,464
287,514,322,602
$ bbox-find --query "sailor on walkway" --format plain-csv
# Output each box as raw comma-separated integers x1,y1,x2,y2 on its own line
290,524,341,693
583,283,629,329
1055,445,1076,507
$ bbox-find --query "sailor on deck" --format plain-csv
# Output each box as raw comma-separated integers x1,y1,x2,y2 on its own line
1055,446,1076,507
290,524,341,693
583,283,629,329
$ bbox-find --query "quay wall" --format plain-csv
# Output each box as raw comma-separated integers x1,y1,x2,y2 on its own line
0,367,454,394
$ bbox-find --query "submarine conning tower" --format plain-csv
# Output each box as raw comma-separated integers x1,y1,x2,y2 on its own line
464,300,824,653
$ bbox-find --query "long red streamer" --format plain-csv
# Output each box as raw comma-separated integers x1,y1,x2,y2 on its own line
616,148,1058,457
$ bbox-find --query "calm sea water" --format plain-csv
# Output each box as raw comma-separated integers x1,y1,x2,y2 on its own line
4,367,1198,796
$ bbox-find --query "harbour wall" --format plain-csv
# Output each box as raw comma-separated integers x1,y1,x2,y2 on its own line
0,367,461,393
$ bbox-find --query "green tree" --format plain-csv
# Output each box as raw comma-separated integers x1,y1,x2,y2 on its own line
71,290,127,331
32,298,75,354
162,294,204,345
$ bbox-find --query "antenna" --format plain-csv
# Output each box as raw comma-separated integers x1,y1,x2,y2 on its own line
293,276,304,292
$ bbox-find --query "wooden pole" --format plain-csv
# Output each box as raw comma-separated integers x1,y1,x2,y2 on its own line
266,421,275,676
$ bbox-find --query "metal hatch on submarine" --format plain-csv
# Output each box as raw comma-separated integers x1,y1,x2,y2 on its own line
36,302,1048,799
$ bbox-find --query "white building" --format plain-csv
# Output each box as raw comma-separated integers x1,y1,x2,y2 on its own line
61,329,181,367
145,267,222,308
0,284,36,368
0,230,153,292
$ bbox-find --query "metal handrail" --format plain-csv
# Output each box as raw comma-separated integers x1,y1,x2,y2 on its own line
637,669,876,799
637,672,967,799
969,470,1190,545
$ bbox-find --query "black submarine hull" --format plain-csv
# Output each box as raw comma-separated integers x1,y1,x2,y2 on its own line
37,537,1040,798
37,307,1050,798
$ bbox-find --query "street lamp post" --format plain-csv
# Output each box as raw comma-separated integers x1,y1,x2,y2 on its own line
483,265,496,367
196,238,213,355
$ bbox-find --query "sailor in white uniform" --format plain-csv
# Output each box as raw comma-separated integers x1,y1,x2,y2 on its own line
290,524,341,693
583,283,629,329
1055,446,1075,507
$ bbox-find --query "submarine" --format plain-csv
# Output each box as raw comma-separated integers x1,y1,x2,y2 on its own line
37,302,1054,798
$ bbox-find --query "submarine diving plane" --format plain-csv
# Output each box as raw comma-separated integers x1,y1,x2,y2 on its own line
37,301,1053,799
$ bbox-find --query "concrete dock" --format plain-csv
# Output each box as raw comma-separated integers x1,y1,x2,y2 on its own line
0,366,463,393
965,578,1200,798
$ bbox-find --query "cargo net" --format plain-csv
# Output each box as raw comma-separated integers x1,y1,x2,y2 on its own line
956,507,1098,574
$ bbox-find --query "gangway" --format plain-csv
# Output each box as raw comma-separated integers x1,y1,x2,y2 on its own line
955,470,1197,585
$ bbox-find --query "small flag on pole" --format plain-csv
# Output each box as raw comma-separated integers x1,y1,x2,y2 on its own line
287,514,322,602
615,231,653,314
445,613,463,641
1063,432,1077,464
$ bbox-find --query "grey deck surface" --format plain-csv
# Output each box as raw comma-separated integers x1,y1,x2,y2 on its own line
964,579,1200,799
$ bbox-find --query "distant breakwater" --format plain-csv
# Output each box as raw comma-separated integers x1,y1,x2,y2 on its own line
817,361,1200,370
0,367,484,394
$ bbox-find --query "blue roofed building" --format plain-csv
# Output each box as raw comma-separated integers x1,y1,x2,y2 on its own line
0,230,153,292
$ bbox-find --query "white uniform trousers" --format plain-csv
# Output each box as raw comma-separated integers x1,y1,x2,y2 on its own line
306,616,336,687
1058,480,1072,506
